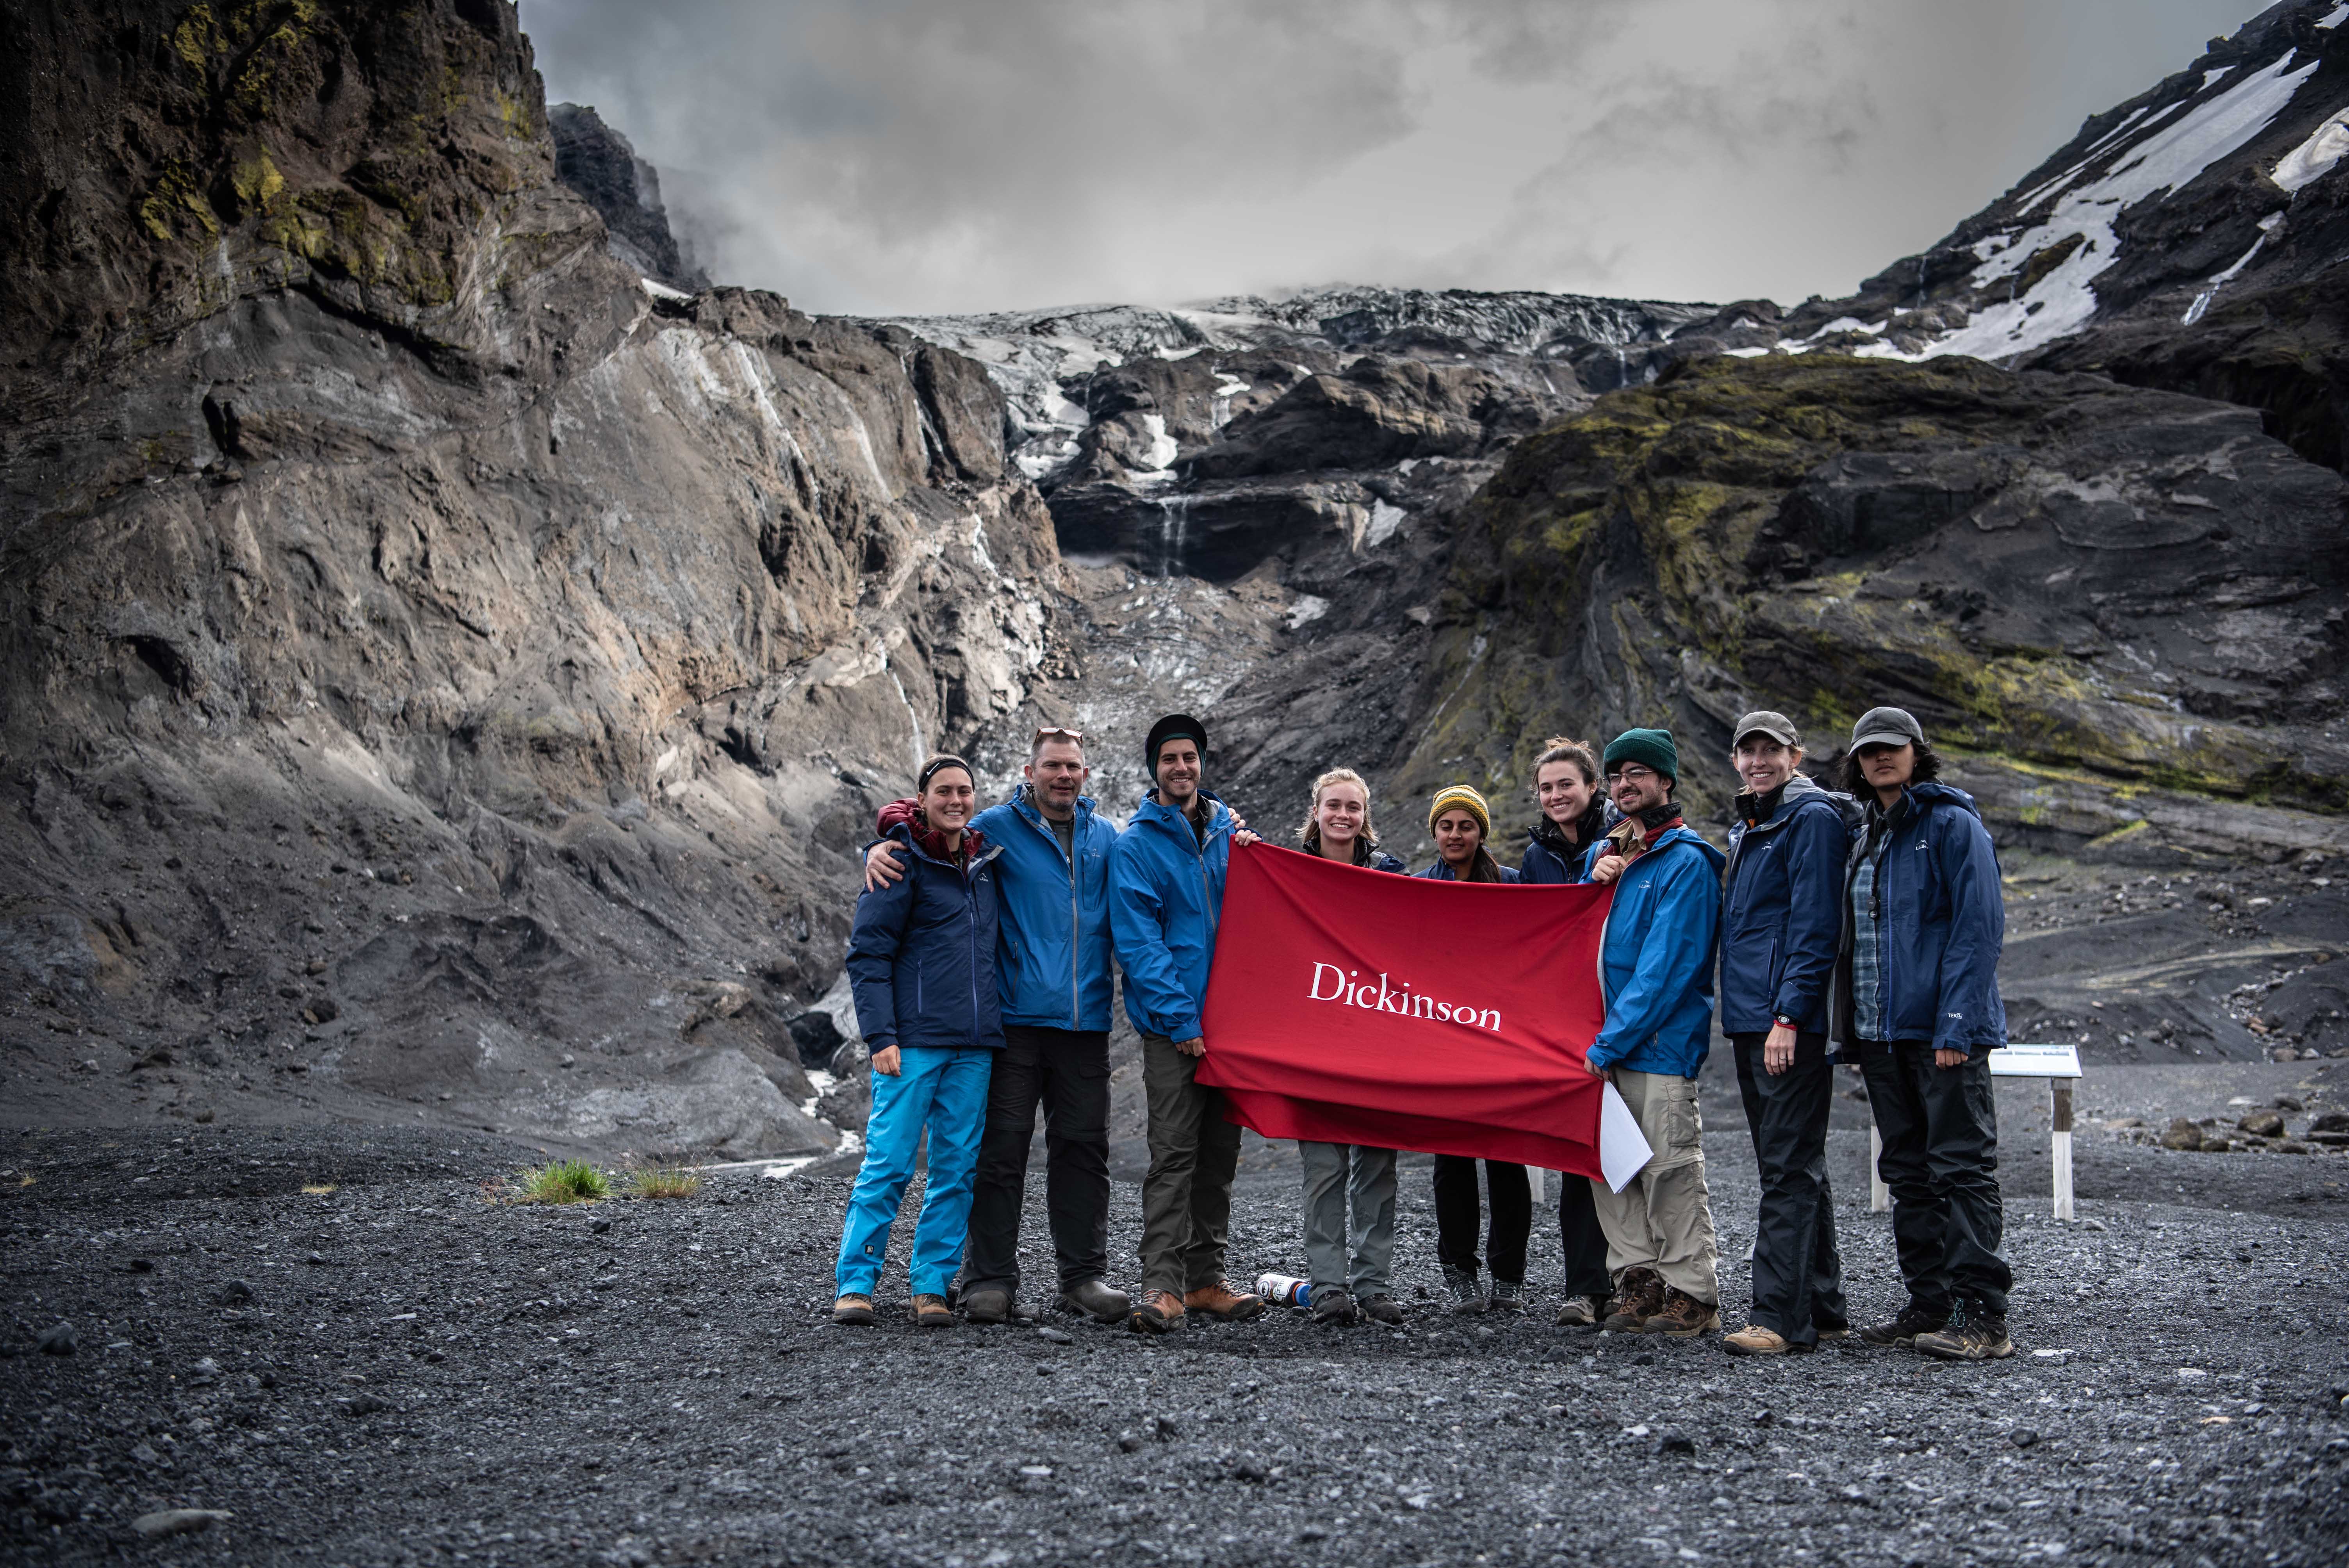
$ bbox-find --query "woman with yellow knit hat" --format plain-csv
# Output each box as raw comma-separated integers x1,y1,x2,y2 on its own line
1414,785,1529,1312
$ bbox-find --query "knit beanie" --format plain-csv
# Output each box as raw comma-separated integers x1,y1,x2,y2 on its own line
1144,713,1208,769
1602,727,1679,782
1427,784,1492,836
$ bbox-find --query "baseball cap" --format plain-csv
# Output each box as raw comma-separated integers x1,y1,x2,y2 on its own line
1731,710,1800,748
1849,706,1926,750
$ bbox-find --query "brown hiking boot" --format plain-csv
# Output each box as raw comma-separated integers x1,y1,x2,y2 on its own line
1602,1267,1664,1332
1130,1289,1185,1334
1647,1288,1720,1339
1182,1280,1267,1321
910,1293,954,1328
1722,1324,1794,1356
831,1293,875,1326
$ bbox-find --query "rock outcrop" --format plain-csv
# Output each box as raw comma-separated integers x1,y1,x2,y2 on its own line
549,102,708,293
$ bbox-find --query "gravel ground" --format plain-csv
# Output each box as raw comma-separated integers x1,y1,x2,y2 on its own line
5,1102,2345,1567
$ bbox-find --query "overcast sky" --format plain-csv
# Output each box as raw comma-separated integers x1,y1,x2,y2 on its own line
523,0,2265,317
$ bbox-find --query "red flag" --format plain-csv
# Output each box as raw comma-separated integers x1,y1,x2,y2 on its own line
1196,841,1647,1184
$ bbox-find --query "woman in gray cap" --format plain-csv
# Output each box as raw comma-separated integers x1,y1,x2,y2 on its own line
1715,711,1856,1356
1832,706,2015,1362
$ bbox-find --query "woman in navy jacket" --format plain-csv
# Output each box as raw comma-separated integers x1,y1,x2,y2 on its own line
832,755,1004,1329
1831,707,2014,1363
1513,738,1618,1327
1714,713,1856,1356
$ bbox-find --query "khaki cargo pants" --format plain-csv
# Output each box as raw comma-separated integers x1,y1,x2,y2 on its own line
1588,1068,1720,1306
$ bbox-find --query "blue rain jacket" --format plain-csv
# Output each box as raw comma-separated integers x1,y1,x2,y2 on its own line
1109,791,1236,1042
1718,774,1859,1036
1588,825,1727,1078
970,786,1120,1031
1833,782,2007,1054
844,824,1006,1053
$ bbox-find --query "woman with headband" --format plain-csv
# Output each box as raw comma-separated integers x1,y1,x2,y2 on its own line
832,754,1006,1329
1416,784,1533,1315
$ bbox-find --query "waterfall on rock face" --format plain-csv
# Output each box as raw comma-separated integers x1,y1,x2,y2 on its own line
885,666,925,772
1155,495,1192,577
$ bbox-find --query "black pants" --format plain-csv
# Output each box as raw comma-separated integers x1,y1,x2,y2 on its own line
1731,1030,1847,1344
1556,1169,1613,1301
1859,1041,2012,1317
1433,1156,1530,1283
962,1025,1112,1297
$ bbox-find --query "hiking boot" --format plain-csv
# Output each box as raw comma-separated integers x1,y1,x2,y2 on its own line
1722,1324,1795,1356
1554,1294,1601,1328
1129,1290,1185,1335
1058,1278,1131,1324
1914,1303,2014,1362
910,1293,955,1328
832,1293,875,1327
1488,1278,1530,1313
1814,1317,1852,1341
1183,1281,1267,1321
1442,1264,1486,1315
1647,1288,1720,1339
1859,1304,1950,1348
1602,1267,1664,1332
962,1288,1013,1326
1360,1294,1406,1326
1312,1288,1358,1326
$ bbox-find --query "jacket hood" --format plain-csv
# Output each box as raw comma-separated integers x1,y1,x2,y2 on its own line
1135,788,1231,833
877,802,991,865
1648,822,1728,870
1903,780,1982,818
1758,772,1862,827
1529,800,1607,855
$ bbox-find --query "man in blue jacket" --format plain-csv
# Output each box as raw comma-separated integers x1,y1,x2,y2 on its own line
1581,727,1727,1339
1110,714,1267,1335
1832,707,2014,1362
863,728,1132,1326
1714,711,1856,1357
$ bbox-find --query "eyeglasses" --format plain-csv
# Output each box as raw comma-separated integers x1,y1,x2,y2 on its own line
1032,725,1085,743
1609,765,1658,783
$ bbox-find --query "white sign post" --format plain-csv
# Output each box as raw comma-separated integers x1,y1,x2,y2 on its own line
1861,1044,2084,1220
1988,1043,2085,1221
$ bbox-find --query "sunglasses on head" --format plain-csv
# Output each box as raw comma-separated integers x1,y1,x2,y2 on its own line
1032,725,1084,744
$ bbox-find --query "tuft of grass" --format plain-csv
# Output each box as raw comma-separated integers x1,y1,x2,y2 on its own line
299,1182,337,1196
626,1164,701,1200
515,1160,608,1204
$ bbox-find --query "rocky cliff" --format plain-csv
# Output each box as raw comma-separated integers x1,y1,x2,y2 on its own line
0,0,1072,1156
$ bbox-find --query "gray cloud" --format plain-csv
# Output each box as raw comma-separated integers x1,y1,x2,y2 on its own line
523,0,2262,314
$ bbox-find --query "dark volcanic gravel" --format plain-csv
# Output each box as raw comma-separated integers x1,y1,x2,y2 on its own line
4,1114,2345,1566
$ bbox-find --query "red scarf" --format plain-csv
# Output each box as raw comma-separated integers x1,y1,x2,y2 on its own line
877,798,986,865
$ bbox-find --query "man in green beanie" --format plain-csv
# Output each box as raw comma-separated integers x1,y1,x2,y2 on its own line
1580,726,1727,1338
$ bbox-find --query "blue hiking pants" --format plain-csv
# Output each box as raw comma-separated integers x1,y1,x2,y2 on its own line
834,1046,993,1297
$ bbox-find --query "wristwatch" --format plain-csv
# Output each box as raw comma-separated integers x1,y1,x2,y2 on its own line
1773,1014,1798,1030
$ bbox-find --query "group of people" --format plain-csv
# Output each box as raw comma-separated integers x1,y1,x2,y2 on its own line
829,702,2016,1362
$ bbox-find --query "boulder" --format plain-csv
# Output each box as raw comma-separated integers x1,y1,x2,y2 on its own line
2158,1119,2205,1151
2237,1111,2285,1138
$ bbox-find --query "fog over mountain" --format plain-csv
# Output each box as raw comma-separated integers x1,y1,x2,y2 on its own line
523,0,2259,314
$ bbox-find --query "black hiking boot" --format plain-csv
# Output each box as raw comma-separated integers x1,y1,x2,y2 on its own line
1442,1264,1486,1315
1914,1302,2014,1361
1859,1304,1950,1347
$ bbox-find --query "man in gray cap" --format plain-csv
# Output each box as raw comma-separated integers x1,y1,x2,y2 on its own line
1716,711,1857,1356
1831,706,2015,1362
